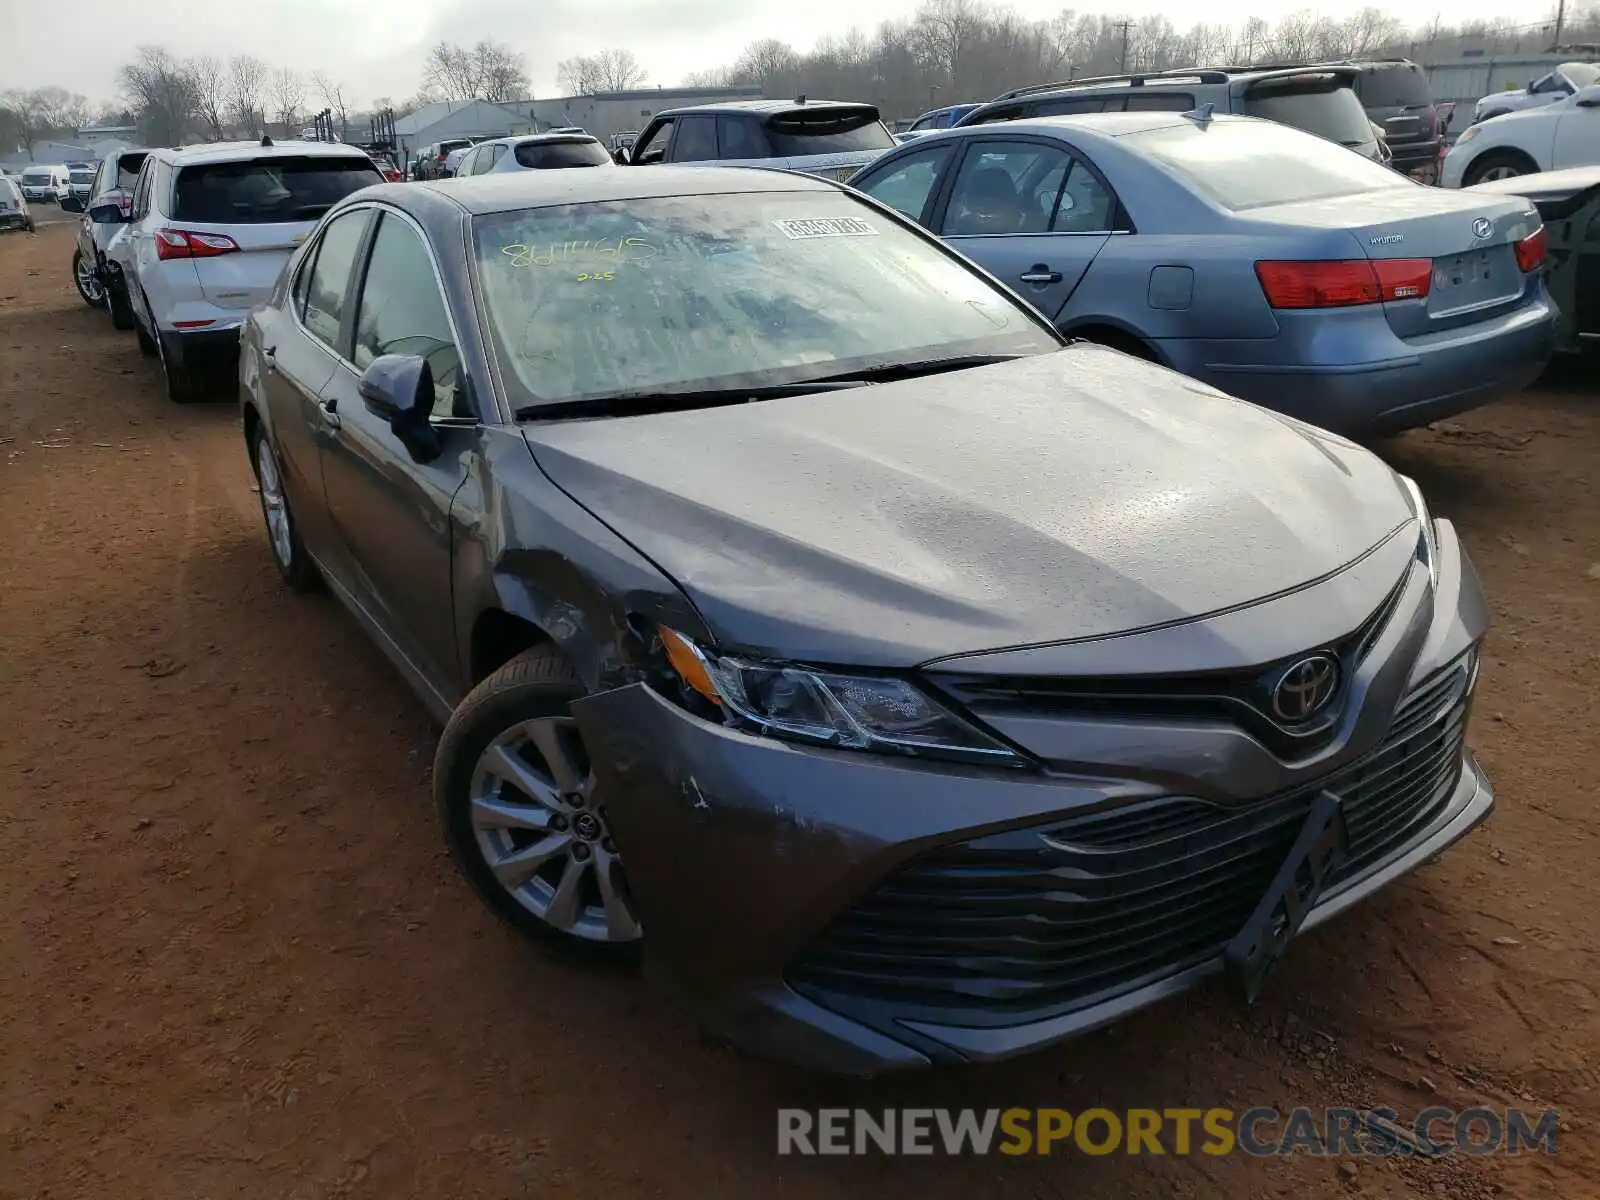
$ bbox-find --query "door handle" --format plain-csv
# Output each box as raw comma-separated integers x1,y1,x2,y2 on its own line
262,345,276,373
318,397,340,430
1020,264,1063,284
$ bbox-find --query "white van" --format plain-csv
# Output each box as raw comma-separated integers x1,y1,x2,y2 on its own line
19,165,70,204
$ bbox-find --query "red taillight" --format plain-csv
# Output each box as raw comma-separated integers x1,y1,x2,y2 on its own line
154,229,241,260
1514,225,1547,272
1255,259,1432,309
383,168,402,182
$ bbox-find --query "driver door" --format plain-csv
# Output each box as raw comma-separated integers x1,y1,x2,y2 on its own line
317,207,476,695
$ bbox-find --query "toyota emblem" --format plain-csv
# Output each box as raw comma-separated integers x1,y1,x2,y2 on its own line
1270,654,1341,723
1472,216,1493,240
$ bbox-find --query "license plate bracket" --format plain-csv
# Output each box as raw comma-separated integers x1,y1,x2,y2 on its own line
1223,791,1349,1003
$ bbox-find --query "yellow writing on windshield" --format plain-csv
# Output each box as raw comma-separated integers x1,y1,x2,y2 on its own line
500,237,659,269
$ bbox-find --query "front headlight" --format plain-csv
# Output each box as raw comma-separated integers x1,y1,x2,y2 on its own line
1456,125,1480,147
656,626,1024,766
1397,474,1439,589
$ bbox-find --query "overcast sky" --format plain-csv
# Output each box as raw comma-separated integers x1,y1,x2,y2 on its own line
0,0,1553,108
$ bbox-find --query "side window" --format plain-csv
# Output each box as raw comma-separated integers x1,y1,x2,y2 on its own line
93,158,111,196
457,147,479,175
131,163,153,219
1123,93,1195,112
1051,158,1117,234
969,103,1027,125
856,144,953,223
1531,74,1561,95
487,144,507,171
352,213,464,421
671,116,717,162
301,209,371,350
633,120,674,164
1032,97,1114,117
291,244,315,316
942,141,1073,236
716,116,769,159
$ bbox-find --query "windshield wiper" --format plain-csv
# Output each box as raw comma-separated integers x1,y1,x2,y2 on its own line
838,353,1024,383
514,379,867,422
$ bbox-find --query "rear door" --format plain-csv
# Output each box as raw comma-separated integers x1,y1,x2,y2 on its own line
260,205,374,559
168,154,382,314
932,137,1113,320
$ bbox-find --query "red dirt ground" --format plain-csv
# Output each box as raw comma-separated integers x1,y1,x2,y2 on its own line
1,221,1596,1199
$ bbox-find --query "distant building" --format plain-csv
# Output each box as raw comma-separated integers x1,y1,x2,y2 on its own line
76,125,139,149
391,86,765,161
0,139,94,171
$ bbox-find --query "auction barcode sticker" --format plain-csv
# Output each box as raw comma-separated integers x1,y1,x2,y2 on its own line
774,217,879,240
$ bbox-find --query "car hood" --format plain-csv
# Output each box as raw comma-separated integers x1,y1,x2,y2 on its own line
1469,165,1600,204
523,347,1414,667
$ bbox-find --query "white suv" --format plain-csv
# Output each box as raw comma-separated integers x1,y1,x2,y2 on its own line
95,137,383,402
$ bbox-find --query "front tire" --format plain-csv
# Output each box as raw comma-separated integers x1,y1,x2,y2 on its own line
73,249,107,309
248,426,318,591
435,647,643,962
1463,149,1539,186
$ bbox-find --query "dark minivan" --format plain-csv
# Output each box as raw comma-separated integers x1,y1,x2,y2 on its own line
1344,59,1446,183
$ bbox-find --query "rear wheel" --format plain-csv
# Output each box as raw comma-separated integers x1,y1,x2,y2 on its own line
249,425,318,591
153,321,203,403
106,271,135,330
73,249,107,309
1463,149,1539,186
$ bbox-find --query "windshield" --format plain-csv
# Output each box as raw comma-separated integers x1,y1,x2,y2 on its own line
70,170,95,185
765,110,896,156
1356,65,1433,109
1126,119,1413,211
21,171,52,184
514,139,612,169
472,190,1056,409
1242,77,1376,147
172,156,381,223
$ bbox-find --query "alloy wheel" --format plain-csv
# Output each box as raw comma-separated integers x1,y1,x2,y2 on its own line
468,716,641,943
74,252,105,304
1479,164,1526,181
255,437,295,569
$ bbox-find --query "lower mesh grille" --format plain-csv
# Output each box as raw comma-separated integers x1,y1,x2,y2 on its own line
787,658,1473,1019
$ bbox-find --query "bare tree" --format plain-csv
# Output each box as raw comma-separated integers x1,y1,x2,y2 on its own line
731,38,801,87
117,47,199,146
271,67,305,135
0,85,96,155
473,41,530,101
229,55,267,136
425,41,478,99
592,48,647,91
190,55,229,139
557,48,646,95
312,71,352,138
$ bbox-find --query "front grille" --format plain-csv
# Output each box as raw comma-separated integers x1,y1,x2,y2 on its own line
787,657,1473,1020
931,575,1408,760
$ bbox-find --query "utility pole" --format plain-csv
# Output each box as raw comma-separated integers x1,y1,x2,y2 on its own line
1116,20,1136,73
1553,0,1567,48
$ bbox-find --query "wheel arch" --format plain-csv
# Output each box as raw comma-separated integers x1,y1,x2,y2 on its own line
1463,144,1540,183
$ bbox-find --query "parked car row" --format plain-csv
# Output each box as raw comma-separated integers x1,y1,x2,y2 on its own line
45,80,1568,1078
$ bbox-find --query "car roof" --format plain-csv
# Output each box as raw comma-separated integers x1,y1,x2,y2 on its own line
934,108,1219,143
156,139,373,166
478,133,601,147
654,98,876,119
395,164,834,215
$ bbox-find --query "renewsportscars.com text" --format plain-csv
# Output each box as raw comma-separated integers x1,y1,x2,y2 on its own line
776,1106,1559,1157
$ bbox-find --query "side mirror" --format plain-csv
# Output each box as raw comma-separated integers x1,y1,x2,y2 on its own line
613,148,630,165
88,201,126,224
357,354,442,464
1576,85,1600,108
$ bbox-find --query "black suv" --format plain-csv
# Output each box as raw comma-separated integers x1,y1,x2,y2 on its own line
956,66,1383,161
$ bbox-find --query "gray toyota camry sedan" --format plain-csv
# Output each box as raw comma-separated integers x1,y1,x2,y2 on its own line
240,165,1492,1075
